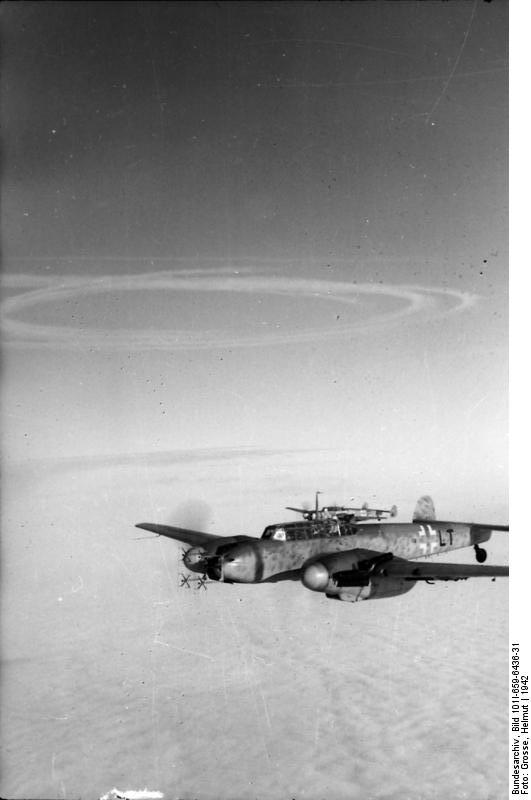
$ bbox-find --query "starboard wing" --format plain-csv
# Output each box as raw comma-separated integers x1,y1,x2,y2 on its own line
135,523,223,547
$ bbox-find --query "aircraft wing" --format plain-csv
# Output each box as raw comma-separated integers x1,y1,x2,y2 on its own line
382,559,508,581
135,523,223,547
321,549,508,587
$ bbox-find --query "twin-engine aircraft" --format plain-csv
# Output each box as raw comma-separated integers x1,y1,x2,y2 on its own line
135,495,508,603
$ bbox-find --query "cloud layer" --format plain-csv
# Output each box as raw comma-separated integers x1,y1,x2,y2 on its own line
6,445,321,473
1,269,477,351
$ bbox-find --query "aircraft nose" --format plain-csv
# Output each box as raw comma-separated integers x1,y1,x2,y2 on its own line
221,545,257,583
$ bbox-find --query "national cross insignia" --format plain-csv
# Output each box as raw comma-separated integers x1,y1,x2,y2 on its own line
418,524,439,555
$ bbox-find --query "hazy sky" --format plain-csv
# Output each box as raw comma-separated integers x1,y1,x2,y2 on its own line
0,7,510,796
2,1,508,524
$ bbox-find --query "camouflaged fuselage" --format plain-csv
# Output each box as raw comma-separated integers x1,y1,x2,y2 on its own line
214,521,491,584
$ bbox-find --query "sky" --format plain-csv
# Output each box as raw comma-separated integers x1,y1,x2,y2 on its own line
1,0,508,526
0,3,511,798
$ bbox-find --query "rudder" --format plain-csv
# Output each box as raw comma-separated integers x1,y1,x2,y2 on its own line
413,495,436,522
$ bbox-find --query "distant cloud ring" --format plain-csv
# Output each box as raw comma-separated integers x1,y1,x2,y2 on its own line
1,271,476,350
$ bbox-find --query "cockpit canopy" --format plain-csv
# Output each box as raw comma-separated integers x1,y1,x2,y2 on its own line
261,519,354,541
262,526,288,541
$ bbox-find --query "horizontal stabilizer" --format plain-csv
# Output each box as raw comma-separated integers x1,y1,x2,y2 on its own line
472,524,509,532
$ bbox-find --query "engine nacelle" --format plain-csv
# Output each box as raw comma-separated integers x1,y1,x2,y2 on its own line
301,550,415,602
332,576,415,602
183,546,208,571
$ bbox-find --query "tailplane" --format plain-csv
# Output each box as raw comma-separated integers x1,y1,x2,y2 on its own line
413,495,436,522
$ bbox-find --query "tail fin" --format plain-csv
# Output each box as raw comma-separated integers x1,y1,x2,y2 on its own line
413,495,436,522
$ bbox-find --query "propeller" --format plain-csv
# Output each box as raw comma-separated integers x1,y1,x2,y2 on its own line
168,499,213,531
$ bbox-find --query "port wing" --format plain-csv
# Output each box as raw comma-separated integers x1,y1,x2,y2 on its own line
383,559,508,581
